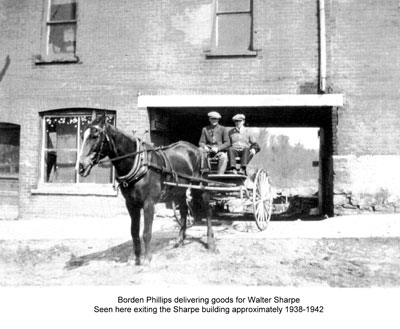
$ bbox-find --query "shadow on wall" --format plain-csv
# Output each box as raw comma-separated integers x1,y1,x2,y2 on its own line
0,55,11,82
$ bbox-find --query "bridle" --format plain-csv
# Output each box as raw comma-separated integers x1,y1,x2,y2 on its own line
83,124,110,168
83,123,150,186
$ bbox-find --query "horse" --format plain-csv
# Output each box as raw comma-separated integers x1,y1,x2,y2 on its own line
77,114,215,265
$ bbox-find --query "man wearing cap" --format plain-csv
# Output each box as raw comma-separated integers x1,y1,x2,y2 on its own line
198,111,229,174
228,114,260,174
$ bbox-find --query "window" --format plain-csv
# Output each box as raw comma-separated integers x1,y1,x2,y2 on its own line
42,111,115,184
37,0,78,63
0,124,20,179
207,0,256,57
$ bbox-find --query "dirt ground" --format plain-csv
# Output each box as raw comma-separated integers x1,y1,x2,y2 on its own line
1,213,399,287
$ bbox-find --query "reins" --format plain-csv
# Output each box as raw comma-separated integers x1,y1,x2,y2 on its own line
90,125,233,187
98,142,181,164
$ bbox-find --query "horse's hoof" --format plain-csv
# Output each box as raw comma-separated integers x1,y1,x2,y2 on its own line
142,257,152,267
173,239,184,248
206,243,218,254
127,255,141,266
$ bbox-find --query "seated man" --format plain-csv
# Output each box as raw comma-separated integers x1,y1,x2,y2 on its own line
199,111,230,174
228,114,260,174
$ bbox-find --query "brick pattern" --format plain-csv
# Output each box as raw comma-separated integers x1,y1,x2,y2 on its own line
0,0,399,218
27,193,128,219
327,0,400,155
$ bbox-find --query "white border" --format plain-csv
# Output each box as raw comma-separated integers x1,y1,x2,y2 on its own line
137,94,344,108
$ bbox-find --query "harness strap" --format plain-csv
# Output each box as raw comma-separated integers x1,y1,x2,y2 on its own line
146,162,233,186
108,137,233,188
99,141,183,164
116,140,148,187
157,150,179,183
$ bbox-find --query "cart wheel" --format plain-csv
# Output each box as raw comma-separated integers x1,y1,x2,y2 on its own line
252,169,273,231
172,201,194,228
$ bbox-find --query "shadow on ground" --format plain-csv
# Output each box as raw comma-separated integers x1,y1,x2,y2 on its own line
64,230,210,270
213,211,325,223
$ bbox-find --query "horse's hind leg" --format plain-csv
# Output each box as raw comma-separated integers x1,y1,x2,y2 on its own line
193,189,216,251
203,191,216,252
175,198,188,247
126,202,142,265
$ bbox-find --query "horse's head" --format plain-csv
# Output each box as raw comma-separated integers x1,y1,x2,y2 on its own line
77,114,111,177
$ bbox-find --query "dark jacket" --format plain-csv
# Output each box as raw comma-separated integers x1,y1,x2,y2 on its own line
199,124,230,152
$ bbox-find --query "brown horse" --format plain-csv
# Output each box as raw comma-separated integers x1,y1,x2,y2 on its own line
77,114,215,265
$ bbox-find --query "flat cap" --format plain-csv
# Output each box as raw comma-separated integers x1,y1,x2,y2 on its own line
232,114,245,121
208,111,221,119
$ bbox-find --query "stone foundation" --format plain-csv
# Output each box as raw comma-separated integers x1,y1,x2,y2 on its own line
333,155,400,215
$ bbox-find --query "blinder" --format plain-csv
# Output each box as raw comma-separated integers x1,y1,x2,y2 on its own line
86,124,109,166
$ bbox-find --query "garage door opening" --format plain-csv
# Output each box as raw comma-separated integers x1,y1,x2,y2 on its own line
250,127,320,216
148,106,336,217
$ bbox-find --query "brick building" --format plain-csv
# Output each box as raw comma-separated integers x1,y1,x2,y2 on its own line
0,0,399,220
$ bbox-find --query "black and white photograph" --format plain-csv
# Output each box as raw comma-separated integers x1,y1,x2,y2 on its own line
0,0,399,328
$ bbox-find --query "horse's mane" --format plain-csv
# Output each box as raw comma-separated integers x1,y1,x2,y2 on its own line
105,123,136,142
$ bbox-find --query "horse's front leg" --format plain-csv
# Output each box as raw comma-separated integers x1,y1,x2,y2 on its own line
126,202,142,265
142,201,155,264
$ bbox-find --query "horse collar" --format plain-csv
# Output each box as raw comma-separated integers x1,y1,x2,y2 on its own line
116,138,149,187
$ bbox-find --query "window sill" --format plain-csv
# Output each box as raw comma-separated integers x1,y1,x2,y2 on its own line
0,175,19,180
34,54,80,65
31,184,118,196
205,49,257,58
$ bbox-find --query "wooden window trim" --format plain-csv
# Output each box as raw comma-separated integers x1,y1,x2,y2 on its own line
35,0,80,65
40,110,116,185
206,0,256,58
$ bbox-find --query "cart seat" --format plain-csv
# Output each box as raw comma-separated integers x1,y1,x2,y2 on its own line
209,156,241,173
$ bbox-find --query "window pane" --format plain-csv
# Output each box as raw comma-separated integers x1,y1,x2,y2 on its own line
50,0,76,21
45,150,77,183
218,0,250,13
45,117,78,149
48,23,76,55
0,126,19,177
217,13,251,50
45,117,78,183
78,164,113,184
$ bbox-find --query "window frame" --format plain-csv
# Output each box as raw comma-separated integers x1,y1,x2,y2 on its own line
39,110,116,187
206,0,257,58
36,0,80,64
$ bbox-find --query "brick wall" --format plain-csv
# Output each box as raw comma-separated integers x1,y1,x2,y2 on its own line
0,0,399,218
327,0,400,213
27,193,128,219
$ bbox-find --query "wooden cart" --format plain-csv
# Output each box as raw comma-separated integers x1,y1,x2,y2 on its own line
167,168,273,231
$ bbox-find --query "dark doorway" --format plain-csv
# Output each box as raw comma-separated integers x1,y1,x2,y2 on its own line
148,106,335,216
0,123,20,219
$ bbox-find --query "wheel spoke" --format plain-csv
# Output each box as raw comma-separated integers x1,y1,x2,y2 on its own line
253,169,272,230
258,204,265,221
255,199,263,205
263,203,270,218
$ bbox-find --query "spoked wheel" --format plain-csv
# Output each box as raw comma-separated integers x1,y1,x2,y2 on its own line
252,169,273,231
172,201,195,228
